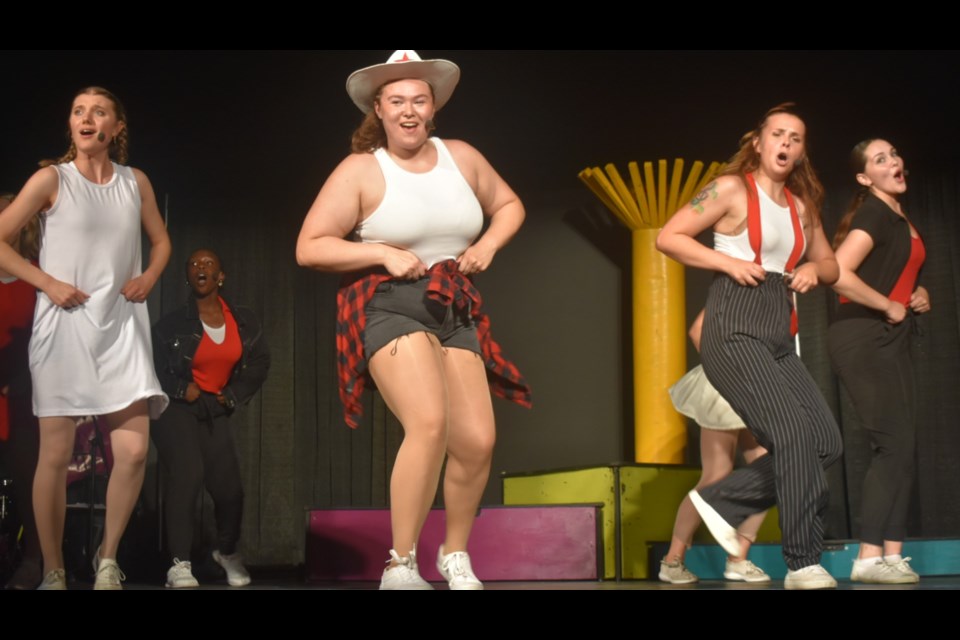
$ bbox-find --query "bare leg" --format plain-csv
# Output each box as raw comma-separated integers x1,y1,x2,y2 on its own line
98,401,150,560
441,348,496,553
369,333,448,560
859,541,884,560
33,417,76,573
735,430,769,559
882,541,904,557
666,429,738,562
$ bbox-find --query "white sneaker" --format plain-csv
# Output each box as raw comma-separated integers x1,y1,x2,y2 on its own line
688,490,741,557
851,557,919,584
886,557,920,583
93,558,125,590
784,564,837,590
659,558,698,584
724,558,771,583
380,548,433,591
166,559,200,588
213,550,251,587
437,545,484,590
36,568,67,590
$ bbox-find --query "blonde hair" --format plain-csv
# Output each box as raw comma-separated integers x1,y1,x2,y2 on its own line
40,86,130,168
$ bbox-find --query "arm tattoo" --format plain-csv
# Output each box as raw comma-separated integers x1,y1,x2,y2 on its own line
691,181,719,214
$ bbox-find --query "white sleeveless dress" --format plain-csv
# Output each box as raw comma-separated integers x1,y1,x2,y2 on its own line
29,162,168,419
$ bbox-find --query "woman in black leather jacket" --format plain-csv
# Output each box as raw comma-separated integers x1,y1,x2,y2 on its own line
151,248,269,588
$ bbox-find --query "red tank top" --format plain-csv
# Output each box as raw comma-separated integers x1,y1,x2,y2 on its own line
888,236,926,307
192,298,242,394
1,274,37,441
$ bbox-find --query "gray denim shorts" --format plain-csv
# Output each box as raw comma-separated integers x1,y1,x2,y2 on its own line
363,279,481,359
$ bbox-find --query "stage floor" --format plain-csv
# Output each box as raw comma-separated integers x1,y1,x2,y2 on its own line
60,576,960,590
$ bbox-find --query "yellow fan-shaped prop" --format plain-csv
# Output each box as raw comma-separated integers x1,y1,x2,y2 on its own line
578,158,726,464
578,159,726,230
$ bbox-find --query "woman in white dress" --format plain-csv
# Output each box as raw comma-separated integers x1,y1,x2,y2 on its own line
0,87,171,589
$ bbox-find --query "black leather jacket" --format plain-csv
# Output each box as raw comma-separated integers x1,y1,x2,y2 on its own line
152,295,269,419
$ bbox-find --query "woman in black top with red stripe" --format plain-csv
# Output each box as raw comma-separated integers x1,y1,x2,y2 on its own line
829,139,929,584
152,249,270,588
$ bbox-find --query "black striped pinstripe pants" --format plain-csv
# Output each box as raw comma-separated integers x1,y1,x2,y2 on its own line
700,274,843,571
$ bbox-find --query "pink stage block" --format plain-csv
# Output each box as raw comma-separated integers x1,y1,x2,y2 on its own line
306,505,601,582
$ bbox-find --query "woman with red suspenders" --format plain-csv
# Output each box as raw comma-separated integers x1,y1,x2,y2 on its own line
658,104,843,589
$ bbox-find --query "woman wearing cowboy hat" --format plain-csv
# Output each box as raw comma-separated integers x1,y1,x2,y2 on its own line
297,51,529,590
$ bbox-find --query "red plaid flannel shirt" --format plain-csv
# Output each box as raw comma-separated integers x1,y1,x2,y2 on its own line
336,260,532,429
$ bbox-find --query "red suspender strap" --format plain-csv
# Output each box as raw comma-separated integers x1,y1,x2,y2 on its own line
783,189,804,273
745,173,803,336
746,173,763,266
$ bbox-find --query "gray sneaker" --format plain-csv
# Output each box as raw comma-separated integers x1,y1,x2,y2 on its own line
724,558,771,583
93,558,125,590
785,564,837,590
886,557,920,583
851,557,919,584
213,550,251,587
36,568,67,590
166,559,200,588
659,558,698,584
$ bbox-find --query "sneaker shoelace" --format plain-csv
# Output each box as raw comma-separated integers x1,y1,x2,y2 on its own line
800,564,827,576
41,569,66,587
739,561,764,575
888,557,915,572
672,564,694,578
98,563,126,585
444,553,470,578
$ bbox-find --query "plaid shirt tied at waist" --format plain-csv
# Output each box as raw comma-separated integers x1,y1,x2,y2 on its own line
336,259,532,429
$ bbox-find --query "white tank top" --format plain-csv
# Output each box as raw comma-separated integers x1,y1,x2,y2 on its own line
357,139,484,268
713,182,806,273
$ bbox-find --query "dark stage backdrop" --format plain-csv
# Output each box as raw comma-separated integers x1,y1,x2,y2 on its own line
2,51,959,567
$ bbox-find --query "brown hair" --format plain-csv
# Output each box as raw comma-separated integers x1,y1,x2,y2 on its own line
833,139,877,249
350,81,437,154
1,192,42,260
18,213,42,261
722,103,825,226
40,86,130,168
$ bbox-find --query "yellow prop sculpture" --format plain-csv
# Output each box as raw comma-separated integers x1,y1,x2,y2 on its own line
579,159,725,464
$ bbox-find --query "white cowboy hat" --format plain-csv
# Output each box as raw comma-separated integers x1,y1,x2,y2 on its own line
346,50,461,114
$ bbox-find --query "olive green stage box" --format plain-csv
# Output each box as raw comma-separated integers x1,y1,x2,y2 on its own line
503,464,781,580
